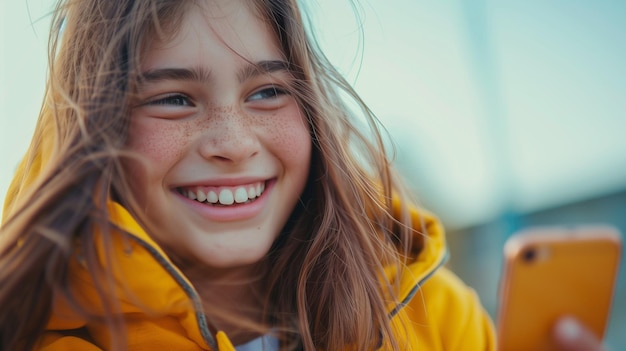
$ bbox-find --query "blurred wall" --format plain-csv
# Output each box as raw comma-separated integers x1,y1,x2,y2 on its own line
310,0,626,229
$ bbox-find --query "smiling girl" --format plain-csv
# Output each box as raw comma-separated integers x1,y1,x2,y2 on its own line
0,0,496,350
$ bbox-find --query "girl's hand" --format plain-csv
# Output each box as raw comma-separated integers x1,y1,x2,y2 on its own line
552,317,608,351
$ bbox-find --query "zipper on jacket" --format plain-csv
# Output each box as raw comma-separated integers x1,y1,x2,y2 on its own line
126,235,448,351
373,249,449,350
388,249,449,319
128,235,218,350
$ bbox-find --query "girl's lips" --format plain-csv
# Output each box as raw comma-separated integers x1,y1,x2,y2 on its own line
173,179,275,222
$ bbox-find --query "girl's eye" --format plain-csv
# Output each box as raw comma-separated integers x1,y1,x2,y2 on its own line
246,86,288,102
136,93,197,119
147,94,193,107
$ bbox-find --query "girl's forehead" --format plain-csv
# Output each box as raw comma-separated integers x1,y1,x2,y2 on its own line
140,0,283,70
144,0,277,56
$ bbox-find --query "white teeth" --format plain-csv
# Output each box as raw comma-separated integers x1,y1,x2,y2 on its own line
218,189,235,205
186,182,266,205
187,189,197,200
207,190,218,203
247,186,256,199
234,187,248,203
196,190,207,202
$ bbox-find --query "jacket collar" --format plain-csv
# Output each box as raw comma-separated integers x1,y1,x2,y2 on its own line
386,198,449,317
45,200,447,349
46,202,217,349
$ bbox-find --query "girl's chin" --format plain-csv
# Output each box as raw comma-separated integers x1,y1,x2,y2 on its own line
186,243,273,271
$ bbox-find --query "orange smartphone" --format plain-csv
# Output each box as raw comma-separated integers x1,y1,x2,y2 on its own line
496,225,622,351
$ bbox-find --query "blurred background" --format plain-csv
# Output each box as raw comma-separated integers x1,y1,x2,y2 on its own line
2,0,625,347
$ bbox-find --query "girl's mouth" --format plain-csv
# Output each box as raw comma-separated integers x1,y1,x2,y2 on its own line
176,181,266,206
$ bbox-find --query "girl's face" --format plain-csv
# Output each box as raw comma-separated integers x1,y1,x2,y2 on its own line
126,0,311,269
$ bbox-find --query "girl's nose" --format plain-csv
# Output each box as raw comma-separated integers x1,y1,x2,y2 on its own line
197,107,260,164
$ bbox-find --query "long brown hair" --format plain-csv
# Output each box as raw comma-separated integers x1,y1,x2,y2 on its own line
0,0,417,350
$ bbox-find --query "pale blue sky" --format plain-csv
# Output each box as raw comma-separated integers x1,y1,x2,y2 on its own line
2,0,626,228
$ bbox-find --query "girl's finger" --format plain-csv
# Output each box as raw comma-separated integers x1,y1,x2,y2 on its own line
552,317,607,351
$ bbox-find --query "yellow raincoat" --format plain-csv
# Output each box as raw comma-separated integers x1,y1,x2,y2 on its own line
3,128,495,350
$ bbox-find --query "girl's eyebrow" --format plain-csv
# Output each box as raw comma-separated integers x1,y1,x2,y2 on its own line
237,60,291,83
140,66,212,83
139,60,291,85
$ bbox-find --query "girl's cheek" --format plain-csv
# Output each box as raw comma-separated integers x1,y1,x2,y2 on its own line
259,106,312,161
127,117,193,165
125,118,196,204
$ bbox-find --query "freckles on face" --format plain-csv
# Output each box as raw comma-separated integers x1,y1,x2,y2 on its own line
198,106,251,150
126,116,194,197
247,107,311,162
125,117,195,182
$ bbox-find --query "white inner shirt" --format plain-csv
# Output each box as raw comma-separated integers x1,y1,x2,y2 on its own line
235,334,280,351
